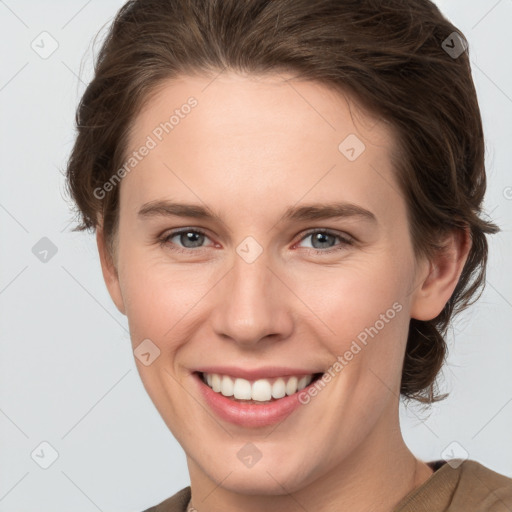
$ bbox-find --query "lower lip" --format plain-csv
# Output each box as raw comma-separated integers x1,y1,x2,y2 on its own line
194,372,319,428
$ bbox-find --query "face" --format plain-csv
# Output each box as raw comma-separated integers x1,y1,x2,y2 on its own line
100,72,436,496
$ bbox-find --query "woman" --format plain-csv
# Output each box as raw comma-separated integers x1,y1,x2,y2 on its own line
65,0,512,510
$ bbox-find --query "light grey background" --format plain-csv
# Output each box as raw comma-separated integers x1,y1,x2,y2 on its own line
0,1,511,511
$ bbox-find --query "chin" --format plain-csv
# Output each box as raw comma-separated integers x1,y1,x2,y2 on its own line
214,472,301,496
197,454,317,496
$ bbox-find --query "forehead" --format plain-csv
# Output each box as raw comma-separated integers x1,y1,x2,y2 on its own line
121,72,403,225
129,71,391,151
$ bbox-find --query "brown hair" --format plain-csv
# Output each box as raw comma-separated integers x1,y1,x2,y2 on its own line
64,0,499,404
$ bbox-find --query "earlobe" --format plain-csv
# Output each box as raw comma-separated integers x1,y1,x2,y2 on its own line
410,227,472,321
96,228,126,315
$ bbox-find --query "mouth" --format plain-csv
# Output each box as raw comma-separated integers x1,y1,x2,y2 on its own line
196,371,324,403
192,366,326,427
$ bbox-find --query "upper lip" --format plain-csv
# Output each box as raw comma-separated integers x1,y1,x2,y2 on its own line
194,366,322,381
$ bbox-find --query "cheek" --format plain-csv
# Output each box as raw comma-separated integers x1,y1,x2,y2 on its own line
118,252,215,347
288,255,412,390
117,254,213,424
295,258,409,333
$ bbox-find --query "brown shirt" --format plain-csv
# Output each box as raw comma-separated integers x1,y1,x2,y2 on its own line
142,459,512,511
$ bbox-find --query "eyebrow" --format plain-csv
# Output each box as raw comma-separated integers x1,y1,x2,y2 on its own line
137,200,377,224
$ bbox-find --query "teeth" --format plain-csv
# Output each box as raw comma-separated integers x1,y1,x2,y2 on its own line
252,379,272,401
286,376,298,396
272,378,286,399
211,374,221,393
221,375,234,397
202,373,315,401
234,378,252,399
297,376,310,391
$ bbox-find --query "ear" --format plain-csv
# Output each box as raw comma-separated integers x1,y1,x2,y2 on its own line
410,227,472,321
96,226,126,315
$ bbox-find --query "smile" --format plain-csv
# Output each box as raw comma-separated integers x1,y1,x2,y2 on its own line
200,372,321,402
193,370,324,427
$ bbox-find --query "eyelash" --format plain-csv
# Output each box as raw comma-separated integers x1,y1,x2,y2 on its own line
158,228,354,255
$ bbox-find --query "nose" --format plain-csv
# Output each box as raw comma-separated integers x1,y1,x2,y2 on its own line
210,246,294,348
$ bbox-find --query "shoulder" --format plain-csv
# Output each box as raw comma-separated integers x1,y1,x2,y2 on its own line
140,486,191,512
453,460,512,510
394,459,512,512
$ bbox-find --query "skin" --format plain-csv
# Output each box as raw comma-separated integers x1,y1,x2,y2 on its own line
97,72,471,512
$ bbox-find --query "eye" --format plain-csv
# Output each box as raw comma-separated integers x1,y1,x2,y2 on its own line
296,229,353,253
159,228,214,252
158,227,354,255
